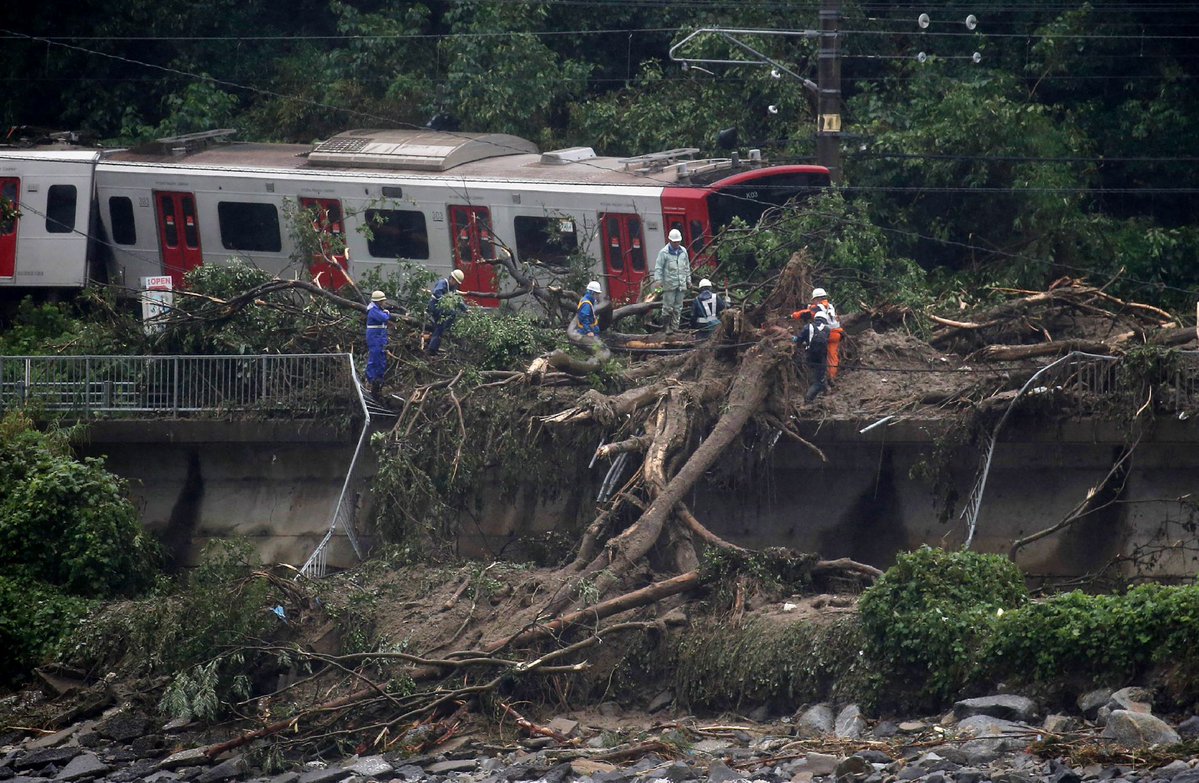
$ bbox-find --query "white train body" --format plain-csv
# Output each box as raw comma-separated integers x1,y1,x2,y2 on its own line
0,130,830,306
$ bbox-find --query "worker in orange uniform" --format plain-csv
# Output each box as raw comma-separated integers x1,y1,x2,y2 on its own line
790,287,843,400
808,287,844,382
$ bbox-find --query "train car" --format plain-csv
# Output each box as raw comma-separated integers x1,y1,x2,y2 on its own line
0,147,102,290
4,129,831,306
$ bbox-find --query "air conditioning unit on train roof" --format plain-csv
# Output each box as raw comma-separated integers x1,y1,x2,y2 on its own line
307,129,539,171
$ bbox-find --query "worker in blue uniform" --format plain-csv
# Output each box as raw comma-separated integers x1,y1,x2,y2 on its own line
691,278,727,335
568,280,604,349
365,290,392,397
426,268,467,355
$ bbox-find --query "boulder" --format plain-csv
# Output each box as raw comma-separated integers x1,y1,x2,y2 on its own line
804,753,839,776
55,753,111,782
835,705,868,740
15,750,80,771
833,755,871,783
1077,689,1113,720
1042,714,1079,734
794,704,835,737
195,758,244,783
1177,715,1199,739
647,691,674,714
1099,710,1180,747
344,757,392,778
953,695,1040,723
96,713,150,743
1107,687,1153,714
706,761,746,783
951,715,1034,761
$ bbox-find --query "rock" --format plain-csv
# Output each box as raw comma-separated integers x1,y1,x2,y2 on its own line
570,761,616,777
296,769,352,783
1100,710,1180,747
546,718,579,737
692,740,733,754
96,714,149,743
1177,716,1199,739
159,749,210,771
1043,714,1079,734
1169,770,1199,783
646,691,674,714
1078,689,1114,720
424,760,476,775
26,728,79,752
992,772,1033,783
162,719,193,734
790,773,813,783
142,773,181,783
953,695,1040,723
55,753,110,782
804,753,839,776
706,761,746,783
834,756,871,783
389,766,422,781
835,705,868,740
345,757,392,778
654,761,698,782
1153,761,1189,777
897,721,927,733
596,702,622,718
1108,687,1153,714
856,751,892,765
871,721,898,739
15,750,81,771
195,758,244,783
1048,760,1082,783
955,771,984,783
794,704,835,737
951,715,1034,759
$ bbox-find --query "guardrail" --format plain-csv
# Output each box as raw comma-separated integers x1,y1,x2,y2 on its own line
0,354,356,418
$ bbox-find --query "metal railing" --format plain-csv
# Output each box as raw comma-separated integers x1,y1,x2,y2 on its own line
0,354,356,418
297,354,370,579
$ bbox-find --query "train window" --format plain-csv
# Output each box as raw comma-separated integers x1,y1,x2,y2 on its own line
217,201,282,252
365,208,429,260
1,179,17,235
45,185,77,234
514,216,577,269
109,197,136,245
605,216,623,271
628,216,646,272
182,197,200,248
160,194,178,247
689,220,705,256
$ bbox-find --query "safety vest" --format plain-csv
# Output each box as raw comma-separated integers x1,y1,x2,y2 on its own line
812,300,840,328
695,292,719,326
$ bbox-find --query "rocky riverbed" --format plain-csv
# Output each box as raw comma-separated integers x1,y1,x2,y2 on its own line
3,688,1199,783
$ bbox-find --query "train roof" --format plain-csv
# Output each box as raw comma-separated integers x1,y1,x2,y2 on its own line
99,129,804,188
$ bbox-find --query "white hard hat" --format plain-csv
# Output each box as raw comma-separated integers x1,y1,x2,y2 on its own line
668,229,683,242
586,280,602,293
698,278,713,288
450,269,465,284
811,287,828,300
371,290,386,302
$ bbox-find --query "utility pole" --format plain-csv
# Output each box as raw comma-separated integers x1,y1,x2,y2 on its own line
817,0,842,183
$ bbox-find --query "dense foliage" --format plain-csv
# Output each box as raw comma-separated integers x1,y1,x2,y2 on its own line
0,413,158,597
858,546,1028,709
0,412,159,681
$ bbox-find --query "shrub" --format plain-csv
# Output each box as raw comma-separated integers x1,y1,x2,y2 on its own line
0,576,91,684
857,546,1028,709
0,412,158,597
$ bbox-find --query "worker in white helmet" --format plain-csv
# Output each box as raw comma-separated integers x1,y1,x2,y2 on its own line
790,286,840,401
690,278,727,335
365,289,392,397
653,228,690,333
568,280,605,349
425,268,467,355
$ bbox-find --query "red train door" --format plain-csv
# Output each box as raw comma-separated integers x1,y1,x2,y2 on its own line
599,212,647,305
0,178,19,279
155,191,203,287
299,197,349,290
661,187,713,270
448,204,499,307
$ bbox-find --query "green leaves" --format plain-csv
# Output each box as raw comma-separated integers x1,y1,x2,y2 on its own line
0,413,158,599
